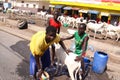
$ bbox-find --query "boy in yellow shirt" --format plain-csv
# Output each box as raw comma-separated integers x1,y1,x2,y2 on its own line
29,26,67,79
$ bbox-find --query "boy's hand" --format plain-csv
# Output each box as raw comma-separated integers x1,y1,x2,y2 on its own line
36,69,43,79
65,49,73,55
74,56,82,61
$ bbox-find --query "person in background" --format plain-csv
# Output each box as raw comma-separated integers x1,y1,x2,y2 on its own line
29,26,68,79
46,11,61,64
73,14,79,19
48,11,61,34
62,23,89,79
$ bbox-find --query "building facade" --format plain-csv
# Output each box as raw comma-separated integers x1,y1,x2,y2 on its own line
2,0,49,13
50,0,120,25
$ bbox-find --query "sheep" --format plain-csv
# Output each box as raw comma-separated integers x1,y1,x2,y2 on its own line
104,24,120,41
37,11,47,19
54,44,82,80
115,27,120,41
45,14,53,20
57,15,66,25
66,16,75,28
58,16,76,28
11,9,20,14
67,29,76,35
87,22,106,39
74,17,87,29
104,24,116,39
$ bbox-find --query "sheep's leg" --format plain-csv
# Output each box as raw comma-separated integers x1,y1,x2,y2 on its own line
53,58,59,75
94,31,96,39
109,30,114,39
72,22,75,28
54,58,65,76
59,63,66,75
71,22,74,28
72,22,74,27
74,65,82,80
110,33,113,39
116,33,119,41
116,37,119,41
58,61,63,74
104,32,108,39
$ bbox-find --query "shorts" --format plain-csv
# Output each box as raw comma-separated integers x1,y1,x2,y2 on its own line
29,48,51,76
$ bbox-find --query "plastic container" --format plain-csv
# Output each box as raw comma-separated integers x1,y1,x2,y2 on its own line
92,51,108,74
39,71,49,80
83,57,90,70
63,23,69,27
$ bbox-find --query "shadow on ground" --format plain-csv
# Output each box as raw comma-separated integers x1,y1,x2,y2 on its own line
10,40,31,79
10,40,30,60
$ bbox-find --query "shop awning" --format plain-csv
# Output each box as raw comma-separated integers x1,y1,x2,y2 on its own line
49,5,55,8
55,5,64,9
72,7,80,10
110,13,120,16
63,7,72,10
79,10,88,13
88,10,99,14
101,12,109,16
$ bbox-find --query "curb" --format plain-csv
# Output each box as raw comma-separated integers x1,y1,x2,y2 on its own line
0,26,30,40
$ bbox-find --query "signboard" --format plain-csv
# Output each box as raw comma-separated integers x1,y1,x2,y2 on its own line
102,0,120,3
53,0,120,4
50,0,120,11
77,0,101,4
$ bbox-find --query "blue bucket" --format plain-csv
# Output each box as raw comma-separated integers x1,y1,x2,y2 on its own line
92,51,108,74
83,57,90,70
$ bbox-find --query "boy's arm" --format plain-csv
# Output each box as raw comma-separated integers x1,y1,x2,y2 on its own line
75,36,89,61
35,55,42,70
81,36,89,55
59,40,69,54
35,55,43,78
57,22,61,34
61,35,74,41
51,44,55,63
57,27,60,34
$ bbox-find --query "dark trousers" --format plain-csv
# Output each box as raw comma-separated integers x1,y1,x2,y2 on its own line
29,48,51,76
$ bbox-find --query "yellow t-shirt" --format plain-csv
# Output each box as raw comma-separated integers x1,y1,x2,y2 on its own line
30,31,60,56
